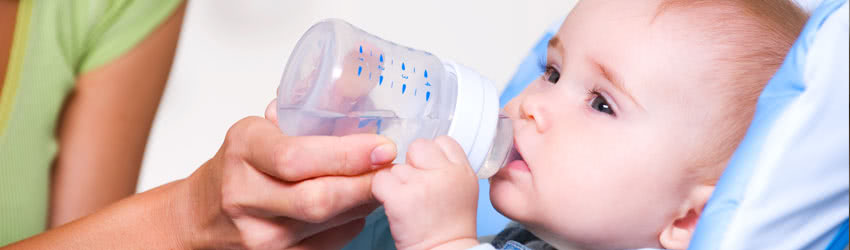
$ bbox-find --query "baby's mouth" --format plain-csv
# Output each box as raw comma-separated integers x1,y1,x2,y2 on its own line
514,147,525,161
510,136,526,161
482,113,530,177
478,135,524,178
508,145,524,162
504,138,532,172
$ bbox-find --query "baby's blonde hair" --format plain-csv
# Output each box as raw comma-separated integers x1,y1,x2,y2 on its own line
657,0,808,184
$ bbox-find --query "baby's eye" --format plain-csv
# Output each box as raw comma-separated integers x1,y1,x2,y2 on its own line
590,92,614,115
543,66,561,84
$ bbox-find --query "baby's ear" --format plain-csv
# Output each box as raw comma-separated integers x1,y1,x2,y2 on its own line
659,185,714,250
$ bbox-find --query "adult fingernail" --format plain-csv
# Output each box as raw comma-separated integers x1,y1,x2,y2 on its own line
371,143,397,164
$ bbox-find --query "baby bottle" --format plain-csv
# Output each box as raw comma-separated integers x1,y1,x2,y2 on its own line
277,19,516,178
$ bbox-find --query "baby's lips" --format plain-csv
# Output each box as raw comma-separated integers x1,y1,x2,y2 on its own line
508,145,523,162
510,135,524,162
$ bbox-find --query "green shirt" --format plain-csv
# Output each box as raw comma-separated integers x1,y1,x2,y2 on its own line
0,0,181,245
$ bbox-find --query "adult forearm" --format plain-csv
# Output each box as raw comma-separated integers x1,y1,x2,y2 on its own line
2,113,401,249
4,180,192,250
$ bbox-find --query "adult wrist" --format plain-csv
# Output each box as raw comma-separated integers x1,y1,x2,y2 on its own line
126,178,196,249
176,159,238,249
168,178,197,250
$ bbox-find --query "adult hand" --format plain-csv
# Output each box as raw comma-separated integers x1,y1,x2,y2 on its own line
181,99,397,249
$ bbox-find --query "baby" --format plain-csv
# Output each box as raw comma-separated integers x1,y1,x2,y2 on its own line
371,0,808,250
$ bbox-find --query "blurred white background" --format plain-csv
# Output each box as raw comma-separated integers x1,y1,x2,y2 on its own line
138,0,578,191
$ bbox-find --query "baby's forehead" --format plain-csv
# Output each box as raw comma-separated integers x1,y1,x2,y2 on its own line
564,3,722,65
556,1,733,113
561,0,717,52
564,1,658,30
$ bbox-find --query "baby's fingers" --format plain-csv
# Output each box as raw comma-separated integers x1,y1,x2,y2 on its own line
433,136,469,166
372,167,402,204
406,139,451,170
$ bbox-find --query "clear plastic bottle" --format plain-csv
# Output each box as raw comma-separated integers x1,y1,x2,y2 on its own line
277,19,515,178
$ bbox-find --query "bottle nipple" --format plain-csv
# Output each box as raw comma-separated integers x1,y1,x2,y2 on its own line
477,114,516,179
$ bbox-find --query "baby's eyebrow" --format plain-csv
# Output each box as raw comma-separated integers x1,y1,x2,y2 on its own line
548,37,561,48
599,63,645,111
548,37,564,53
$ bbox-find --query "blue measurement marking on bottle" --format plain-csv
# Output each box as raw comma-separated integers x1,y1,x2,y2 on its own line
357,119,370,128
424,70,428,78
357,66,362,76
379,75,384,85
426,91,431,102
402,63,406,71
413,67,416,73
414,88,417,96
380,54,384,62
402,84,407,94
356,118,383,134
359,46,363,54
425,82,431,86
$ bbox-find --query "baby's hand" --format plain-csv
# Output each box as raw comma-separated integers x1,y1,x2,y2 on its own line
372,136,481,250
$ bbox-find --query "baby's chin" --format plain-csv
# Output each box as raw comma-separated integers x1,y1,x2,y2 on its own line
489,172,538,225
487,197,592,250
489,175,674,250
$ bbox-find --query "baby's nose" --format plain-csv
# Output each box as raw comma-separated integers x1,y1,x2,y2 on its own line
517,97,550,133
503,98,524,119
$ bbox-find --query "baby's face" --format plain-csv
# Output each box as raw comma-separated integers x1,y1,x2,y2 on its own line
491,1,731,249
